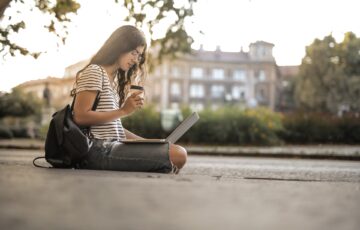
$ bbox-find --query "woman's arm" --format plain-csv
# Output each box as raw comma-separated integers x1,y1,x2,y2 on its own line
73,90,143,126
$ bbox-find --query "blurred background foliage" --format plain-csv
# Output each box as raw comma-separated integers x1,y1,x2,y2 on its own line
0,88,43,139
120,105,360,146
0,98,359,145
0,0,197,69
294,32,360,113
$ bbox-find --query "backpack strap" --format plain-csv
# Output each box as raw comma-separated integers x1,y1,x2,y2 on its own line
70,65,105,133
33,156,50,168
70,91,101,111
70,64,105,111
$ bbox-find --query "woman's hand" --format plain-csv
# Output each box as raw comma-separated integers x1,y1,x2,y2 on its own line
121,91,144,115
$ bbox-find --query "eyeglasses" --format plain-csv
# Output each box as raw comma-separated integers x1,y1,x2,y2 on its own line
130,49,143,62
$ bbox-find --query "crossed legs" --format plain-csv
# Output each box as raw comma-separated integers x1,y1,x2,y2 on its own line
169,144,187,172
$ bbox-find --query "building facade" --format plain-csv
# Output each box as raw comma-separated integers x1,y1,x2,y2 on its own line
15,40,283,112
15,77,75,110
146,41,278,111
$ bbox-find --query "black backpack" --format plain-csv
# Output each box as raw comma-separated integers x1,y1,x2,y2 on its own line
33,91,101,168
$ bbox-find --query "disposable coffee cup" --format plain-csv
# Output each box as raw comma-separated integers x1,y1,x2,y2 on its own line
130,85,145,99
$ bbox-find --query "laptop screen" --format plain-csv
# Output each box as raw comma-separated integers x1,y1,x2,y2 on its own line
166,112,200,143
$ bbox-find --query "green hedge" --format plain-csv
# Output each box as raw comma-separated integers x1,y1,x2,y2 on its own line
338,115,360,144
180,106,283,145
2,105,359,145
0,127,32,139
0,127,13,139
279,113,360,144
122,105,164,139
122,106,283,146
122,106,360,146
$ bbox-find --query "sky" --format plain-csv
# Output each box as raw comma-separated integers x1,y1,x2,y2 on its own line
1,0,360,92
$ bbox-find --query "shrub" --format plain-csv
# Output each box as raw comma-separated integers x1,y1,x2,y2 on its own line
279,112,360,144
181,106,282,146
0,127,13,139
120,106,360,145
11,127,31,138
338,115,360,144
37,123,50,140
122,105,164,138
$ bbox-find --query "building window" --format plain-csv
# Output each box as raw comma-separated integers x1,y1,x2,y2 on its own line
190,84,205,98
258,70,266,81
211,104,220,110
154,83,161,96
211,85,225,98
212,68,224,80
282,80,289,88
233,69,246,81
154,67,161,76
257,46,266,57
256,88,266,101
170,82,181,96
171,102,180,110
191,67,204,79
171,66,180,77
190,103,204,111
232,86,246,100
163,65,168,75
240,91,245,99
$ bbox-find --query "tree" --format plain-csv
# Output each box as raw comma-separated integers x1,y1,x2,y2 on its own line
0,88,42,118
294,33,360,113
0,0,197,64
0,0,80,58
339,32,360,76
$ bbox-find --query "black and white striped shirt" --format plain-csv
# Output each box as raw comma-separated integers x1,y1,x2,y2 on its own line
75,64,126,140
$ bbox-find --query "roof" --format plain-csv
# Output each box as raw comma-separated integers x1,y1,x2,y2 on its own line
16,77,73,88
250,40,275,47
183,49,250,63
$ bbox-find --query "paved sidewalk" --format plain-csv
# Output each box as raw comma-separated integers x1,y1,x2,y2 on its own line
1,149,360,230
1,138,360,160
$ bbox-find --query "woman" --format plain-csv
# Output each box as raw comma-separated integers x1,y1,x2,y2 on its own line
72,25,187,174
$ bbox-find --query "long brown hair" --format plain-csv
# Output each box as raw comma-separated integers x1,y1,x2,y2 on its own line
74,25,147,106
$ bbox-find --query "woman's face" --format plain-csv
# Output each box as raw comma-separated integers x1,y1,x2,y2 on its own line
118,45,145,71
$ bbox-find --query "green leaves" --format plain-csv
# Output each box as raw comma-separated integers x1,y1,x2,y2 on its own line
1,0,80,58
1,0,196,65
0,89,42,118
52,0,80,21
295,32,360,113
123,0,197,66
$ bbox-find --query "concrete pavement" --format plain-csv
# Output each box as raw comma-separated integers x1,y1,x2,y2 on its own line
0,149,359,230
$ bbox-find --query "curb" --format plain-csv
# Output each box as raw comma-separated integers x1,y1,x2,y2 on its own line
185,145,360,161
1,140,360,160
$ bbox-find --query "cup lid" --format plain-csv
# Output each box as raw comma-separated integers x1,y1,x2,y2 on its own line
130,85,144,90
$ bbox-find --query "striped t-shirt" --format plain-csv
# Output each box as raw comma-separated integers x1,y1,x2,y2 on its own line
75,64,126,140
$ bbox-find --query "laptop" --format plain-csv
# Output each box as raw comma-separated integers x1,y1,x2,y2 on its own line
121,112,200,144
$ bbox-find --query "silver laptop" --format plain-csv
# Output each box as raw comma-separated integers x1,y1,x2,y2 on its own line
121,112,200,144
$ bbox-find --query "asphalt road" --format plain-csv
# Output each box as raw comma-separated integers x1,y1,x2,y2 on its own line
1,149,359,230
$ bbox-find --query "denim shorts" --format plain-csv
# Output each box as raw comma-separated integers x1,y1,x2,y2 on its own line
78,139,174,173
